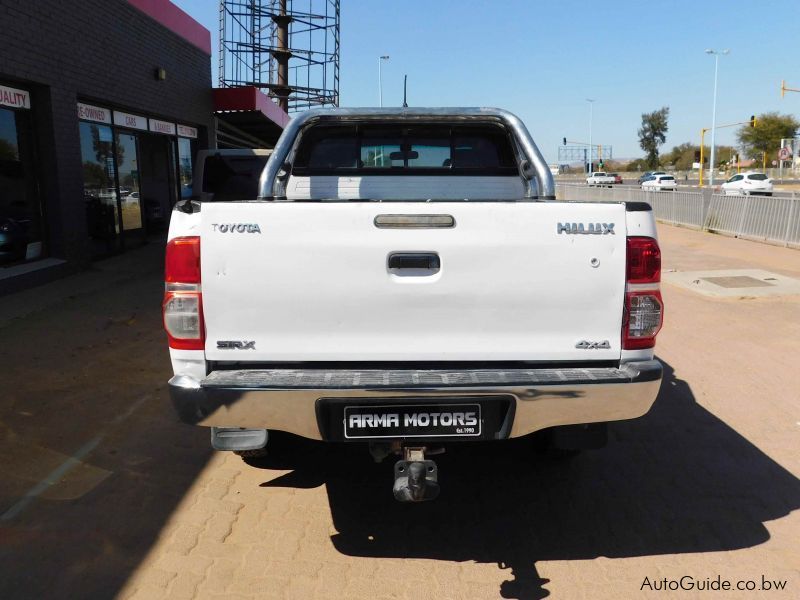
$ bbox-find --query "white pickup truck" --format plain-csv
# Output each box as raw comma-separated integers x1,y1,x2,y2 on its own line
586,171,616,186
164,108,663,501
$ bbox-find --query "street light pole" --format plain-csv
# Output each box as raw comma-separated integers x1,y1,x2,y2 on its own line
706,49,729,187
586,98,595,173
378,55,389,107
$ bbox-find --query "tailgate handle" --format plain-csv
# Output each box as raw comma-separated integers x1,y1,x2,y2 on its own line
388,252,440,274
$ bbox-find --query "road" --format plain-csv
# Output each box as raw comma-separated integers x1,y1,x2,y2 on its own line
558,180,800,200
0,226,798,599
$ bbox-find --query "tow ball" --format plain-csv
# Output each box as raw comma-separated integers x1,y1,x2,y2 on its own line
393,447,440,502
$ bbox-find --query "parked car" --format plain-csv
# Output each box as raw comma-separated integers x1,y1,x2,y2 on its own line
720,172,773,196
121,191,140,204
637,171,666,185
641,174,677,191
609,173,623,184
0,217,29,264
164,107,664,503
586,171,616,186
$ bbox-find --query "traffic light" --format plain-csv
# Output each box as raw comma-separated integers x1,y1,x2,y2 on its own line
750,115,757,128
562,137,567,146
598,160,604,169
694,150,701,162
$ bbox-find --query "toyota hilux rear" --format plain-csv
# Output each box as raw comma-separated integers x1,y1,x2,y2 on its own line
164,108,663,501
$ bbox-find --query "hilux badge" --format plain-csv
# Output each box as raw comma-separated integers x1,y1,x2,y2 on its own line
558,222,615,235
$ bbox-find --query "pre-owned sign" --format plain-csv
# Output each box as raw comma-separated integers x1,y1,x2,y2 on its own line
1,84,30,109
77,103,111,124
149,118,176,135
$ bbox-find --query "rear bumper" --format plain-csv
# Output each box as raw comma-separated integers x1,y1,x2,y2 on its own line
169,360,662,441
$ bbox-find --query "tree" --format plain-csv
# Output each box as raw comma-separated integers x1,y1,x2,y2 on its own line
736,112,799,160
82,161,108,190
638,107,669,169
662,142,694,169
623,158,648,172
0,138,17,160
89,124,124,169
663,143,737,170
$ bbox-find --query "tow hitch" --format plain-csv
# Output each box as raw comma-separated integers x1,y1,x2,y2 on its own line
392,447,440,502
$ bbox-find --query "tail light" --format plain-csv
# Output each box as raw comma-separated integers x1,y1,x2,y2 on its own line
623,237,663,349
163,236,204,350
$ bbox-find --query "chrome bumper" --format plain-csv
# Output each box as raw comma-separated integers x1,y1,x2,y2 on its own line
169,360,662,441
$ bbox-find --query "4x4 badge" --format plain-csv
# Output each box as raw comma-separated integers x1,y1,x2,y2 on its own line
575,340,610,349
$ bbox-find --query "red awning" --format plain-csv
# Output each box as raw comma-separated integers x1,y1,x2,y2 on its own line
213,87,289,147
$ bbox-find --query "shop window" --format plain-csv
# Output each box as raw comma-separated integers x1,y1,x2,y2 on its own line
0,106,42,266
177,137,194,199
115,132,142,231
80,121,119,249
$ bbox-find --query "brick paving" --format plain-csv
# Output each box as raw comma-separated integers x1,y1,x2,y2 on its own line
1,226,799,599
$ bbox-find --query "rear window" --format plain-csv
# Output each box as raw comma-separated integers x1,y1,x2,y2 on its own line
293,124,518,175
202,154,270,200
660,176,675,181
747,173,768,181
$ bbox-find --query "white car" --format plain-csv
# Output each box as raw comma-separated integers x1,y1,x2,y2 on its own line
721,172,773,196
164,107,664,503
586,171,616,186
641,174,677,191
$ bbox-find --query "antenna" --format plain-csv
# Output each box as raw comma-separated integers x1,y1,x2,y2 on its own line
403,75,408,108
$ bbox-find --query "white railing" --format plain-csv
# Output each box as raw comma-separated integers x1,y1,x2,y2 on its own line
555,183,800,249
705,194,800,248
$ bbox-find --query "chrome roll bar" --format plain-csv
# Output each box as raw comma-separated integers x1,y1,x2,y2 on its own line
258,107,555,200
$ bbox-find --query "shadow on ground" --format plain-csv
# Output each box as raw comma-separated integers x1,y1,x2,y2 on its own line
0,242,215,599
251,360,800,599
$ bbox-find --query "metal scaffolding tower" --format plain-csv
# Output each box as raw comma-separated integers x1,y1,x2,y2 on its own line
219,0,340,112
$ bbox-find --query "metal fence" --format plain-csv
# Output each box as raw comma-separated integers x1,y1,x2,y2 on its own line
704,193,800,248
555,183,800,249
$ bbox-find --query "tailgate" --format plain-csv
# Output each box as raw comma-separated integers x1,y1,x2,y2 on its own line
200,201,626,362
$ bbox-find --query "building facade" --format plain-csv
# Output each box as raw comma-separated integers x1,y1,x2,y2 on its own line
0,0,214,292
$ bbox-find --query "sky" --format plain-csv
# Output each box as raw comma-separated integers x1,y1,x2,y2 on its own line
173,0,800,162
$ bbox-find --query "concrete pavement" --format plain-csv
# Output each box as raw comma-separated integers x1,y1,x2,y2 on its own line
0,226,798,599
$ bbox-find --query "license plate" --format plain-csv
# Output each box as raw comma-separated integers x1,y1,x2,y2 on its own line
344,403,481,439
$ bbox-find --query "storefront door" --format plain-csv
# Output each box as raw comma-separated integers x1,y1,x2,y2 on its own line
138,133,176,233
114,131,144,236
79,120,121,257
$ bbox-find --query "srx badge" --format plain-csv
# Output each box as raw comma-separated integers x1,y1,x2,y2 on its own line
217,340,256,350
